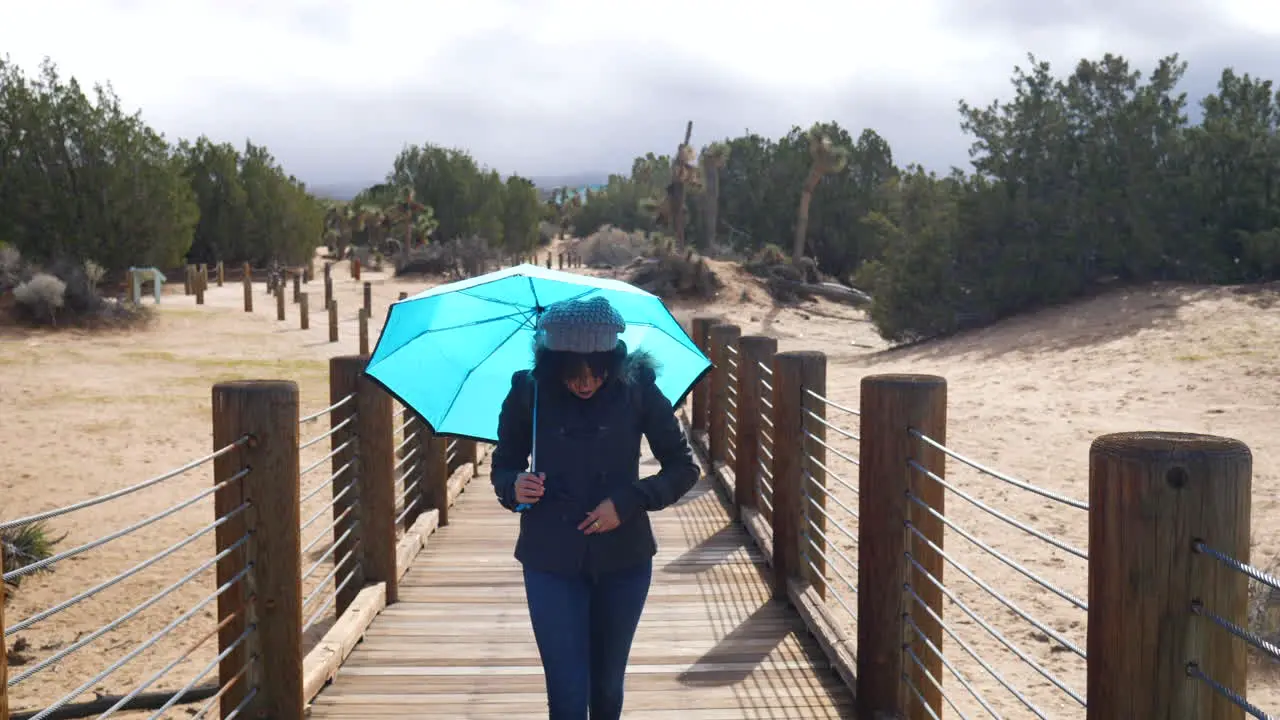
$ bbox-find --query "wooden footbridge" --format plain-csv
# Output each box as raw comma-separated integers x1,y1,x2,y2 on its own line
4,307,1277,720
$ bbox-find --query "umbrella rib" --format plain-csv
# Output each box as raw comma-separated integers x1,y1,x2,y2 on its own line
436,310,541,429
455,288,533,312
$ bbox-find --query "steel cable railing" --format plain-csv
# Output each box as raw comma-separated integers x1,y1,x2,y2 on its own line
2,437,257,717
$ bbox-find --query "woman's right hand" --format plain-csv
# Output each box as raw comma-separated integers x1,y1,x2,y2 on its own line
514,472,545,505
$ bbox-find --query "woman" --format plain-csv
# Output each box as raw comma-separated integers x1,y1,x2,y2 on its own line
489,295,700,720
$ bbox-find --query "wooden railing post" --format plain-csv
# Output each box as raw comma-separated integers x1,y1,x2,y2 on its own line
195,270,205,305
2,543,8,720
708,324,741,471
328,357,365,616
276,283,286,321
354,363,399,605
856,374,947,720
324,267,333,311
423,427,451,527
800,353,828,600
358,309,370,356
242,263,252,313
362,282,372,316
216,260,225,286
328,301,339,343
292,273,301,304
768,351,823,600
211,380,304,720
184,264,193,295
735,335,776,518
299,293,310,330
1087,432,1251,719
690,316,720,436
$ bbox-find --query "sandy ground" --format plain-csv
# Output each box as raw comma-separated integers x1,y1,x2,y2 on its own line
2,248,1277,717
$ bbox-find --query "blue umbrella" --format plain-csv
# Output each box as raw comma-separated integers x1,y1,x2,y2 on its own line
364,263,710,446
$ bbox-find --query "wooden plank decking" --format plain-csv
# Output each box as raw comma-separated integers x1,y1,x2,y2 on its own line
310,450,855,719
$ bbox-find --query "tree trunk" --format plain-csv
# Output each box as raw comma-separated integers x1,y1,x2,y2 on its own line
793,167,822,263
673,120,693,249
703,165,719,251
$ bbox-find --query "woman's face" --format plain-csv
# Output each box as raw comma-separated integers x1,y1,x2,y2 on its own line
564,366,606,399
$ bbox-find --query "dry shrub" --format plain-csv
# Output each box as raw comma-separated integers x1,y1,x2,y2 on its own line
626,248,721,301
396,236,495,279
743,244,821,302
2,247,151,329
581,226,653,268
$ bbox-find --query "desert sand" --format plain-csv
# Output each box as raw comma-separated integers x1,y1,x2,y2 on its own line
1,252,1277,718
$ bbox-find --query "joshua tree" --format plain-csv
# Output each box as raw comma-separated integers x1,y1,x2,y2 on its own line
699,142,730,250
793,125,849,264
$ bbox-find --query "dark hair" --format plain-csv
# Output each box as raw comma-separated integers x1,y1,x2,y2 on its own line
532,340,627,385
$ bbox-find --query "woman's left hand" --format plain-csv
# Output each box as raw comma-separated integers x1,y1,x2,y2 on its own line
579,499,621,534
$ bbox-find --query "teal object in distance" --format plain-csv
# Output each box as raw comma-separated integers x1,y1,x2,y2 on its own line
364,264,711,444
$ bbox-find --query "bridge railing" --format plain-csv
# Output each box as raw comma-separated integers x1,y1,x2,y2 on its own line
693,316,1279,720
1,355,482,720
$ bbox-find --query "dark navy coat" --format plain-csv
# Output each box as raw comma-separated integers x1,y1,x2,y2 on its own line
489,356,699,576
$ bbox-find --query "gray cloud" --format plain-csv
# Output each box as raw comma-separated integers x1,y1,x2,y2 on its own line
139,0,1280,190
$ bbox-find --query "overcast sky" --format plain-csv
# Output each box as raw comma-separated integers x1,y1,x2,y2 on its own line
3,0,1280,189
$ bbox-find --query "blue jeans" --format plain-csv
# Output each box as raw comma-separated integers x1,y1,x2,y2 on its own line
522,560,653,720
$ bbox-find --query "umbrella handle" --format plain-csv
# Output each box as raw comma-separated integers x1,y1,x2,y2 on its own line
515,381,538,513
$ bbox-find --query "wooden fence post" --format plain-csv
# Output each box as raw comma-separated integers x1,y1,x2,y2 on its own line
354,364,400,605
358,309,370,356
800,353,828,601
735,335,776,518
1087,432,1252,719
293,273,301,304
299,293,309,330
242,263,253,313
690,316,720,436
856,374,947,720
211,380,304,720
195,272,205,305
2,543,8,720
708,324,741,472
328,357,365,615
422,426,451,527
216,261,225,287
184,264,193,295
558,253,564,269
362,282,372,317
329,301,339,343
324,268,333,311
769,352,824,600
275,284,286,321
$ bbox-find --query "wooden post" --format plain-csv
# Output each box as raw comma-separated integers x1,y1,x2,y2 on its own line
708,324,741,470
242,263,253,313
735,336,776,517
356,367,400,604
292,273,301,304
1087,432,1252,719
211,380,304,720
545,253,552,269
328,357,365,615
328,301,339,343
362,281,372,316
768,352,822,599
184,264,193,295
195,272,205,305
423,426,451,527
690,316,720,435
2,543,8,720
358,308,370,356
352,257,361,281
324,264,333,308
796,352,828,601
856,374,947,720
275,283,286,321
216,260,225,287
299,293,309,330
558,253,564,269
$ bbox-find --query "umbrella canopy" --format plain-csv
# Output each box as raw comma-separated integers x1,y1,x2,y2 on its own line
365,264,710,443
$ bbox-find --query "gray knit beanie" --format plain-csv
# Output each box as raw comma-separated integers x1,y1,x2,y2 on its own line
536,296,625,353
